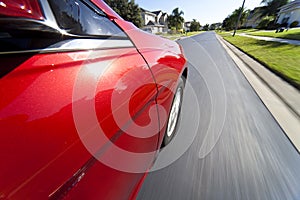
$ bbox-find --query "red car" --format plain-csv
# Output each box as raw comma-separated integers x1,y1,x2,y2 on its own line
0,0,187,199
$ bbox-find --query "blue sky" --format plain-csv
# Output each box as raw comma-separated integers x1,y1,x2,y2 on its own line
135,0,263,25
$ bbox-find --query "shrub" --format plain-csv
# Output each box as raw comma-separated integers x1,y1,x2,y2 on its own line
281,22,288,28
268,23,280,30
290,21,299,28
257,16,275,30
168,27,176,34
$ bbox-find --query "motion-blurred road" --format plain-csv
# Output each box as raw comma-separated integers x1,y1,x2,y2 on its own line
137,32,300,200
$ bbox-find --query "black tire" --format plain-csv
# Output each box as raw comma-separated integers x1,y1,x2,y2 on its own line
162,76,185,147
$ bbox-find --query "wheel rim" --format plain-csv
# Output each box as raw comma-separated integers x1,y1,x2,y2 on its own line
166,87,182,137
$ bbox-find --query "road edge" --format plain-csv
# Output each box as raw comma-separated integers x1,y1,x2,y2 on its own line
216,34,300,153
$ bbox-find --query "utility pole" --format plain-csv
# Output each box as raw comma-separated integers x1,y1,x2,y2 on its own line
233,0,246,37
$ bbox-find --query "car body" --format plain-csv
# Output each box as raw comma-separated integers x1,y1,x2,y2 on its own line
0,0,187,199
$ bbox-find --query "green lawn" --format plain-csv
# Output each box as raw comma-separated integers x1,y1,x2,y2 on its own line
221,35,300,87
220,28,300,40
236,29,259,33
186,31,204,37
158,31,203,40
246,28,300,40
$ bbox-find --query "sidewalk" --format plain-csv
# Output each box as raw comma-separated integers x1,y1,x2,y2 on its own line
216,34,300,153
238,33,300,46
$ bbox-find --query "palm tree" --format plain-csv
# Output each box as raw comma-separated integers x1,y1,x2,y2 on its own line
222,7,249,31
168,8,184,32
190,19,201,31
260,0,289,17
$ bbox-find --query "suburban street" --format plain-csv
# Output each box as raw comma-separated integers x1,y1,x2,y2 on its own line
137,32,300,200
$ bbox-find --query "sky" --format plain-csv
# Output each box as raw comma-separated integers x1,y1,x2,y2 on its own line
135,0,263,25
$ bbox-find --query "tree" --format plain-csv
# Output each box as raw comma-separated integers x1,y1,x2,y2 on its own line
259,0,289,27
210,23,222,30
190,19,201,31
104,0,143,28
203,24,209,31
257,16,276,29
168,8,185,32
214,23,223,31
222,17,234,31
260,0,289,17
222,7,250,31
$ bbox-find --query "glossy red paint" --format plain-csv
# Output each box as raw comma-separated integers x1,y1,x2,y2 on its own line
91,0,123,20
113,19,187,147
0,0,44,20
0,0,187,199
0,48,157,199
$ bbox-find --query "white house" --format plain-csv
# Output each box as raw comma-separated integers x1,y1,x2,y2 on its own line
141,9,168,33
184,21,191,32
277,0,300,27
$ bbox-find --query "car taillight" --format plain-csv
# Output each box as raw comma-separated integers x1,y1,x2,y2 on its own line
0,0,44,20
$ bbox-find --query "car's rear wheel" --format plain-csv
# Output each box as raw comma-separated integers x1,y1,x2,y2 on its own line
162,76,185,146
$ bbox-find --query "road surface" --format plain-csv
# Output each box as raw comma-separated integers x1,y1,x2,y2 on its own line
137,32,300,200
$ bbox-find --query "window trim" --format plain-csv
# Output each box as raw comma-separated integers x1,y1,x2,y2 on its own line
0,38,134,55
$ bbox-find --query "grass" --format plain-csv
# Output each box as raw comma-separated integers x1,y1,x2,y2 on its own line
186,31,204,37
158,31,203,40
220,28,300,40
247,28,300,40
218,32,232,37
220,34,300,87
236,29,259,33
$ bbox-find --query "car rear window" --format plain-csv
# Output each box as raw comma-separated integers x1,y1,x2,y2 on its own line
0,0,129,54
48,0,126,37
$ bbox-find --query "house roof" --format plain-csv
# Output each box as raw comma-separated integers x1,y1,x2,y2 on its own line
152,10,162,15
140,8,149,12
278,0,300,13
140,8,157,17
147,20,156,26
146,20,165,27
246,6,265,20
141,8,168,18
141,8,168,27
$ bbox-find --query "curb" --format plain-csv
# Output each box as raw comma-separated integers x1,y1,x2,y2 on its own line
217,35,300,118
235,34,300,90
216,35,300,153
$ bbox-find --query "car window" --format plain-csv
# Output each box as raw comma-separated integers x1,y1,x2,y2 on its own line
0,0,132,54
48,0,126,37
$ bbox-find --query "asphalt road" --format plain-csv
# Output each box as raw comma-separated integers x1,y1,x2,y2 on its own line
137,32,300,200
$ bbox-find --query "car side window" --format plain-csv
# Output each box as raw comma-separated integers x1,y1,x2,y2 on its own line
48,0,126,37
